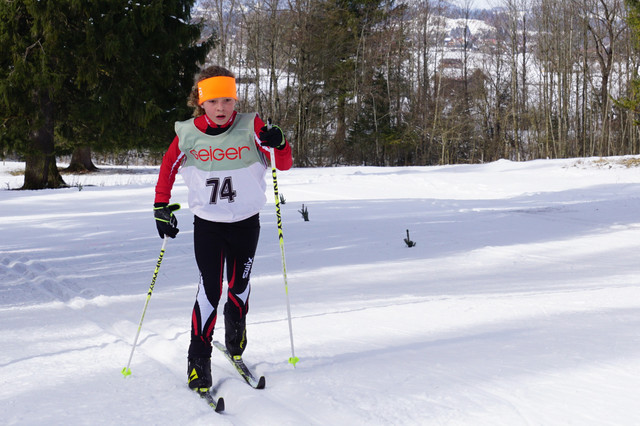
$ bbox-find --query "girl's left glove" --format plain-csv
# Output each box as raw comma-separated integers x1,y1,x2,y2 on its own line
259,125,286,149
154,203,180,238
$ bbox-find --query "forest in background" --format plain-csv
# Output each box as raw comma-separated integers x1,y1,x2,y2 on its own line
3,0,640,189
198,0,640,166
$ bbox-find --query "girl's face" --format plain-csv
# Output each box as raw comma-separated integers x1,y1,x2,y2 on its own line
202,97,236,126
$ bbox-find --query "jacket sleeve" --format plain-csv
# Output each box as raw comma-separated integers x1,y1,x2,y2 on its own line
154,135,184,204
254,115,293,171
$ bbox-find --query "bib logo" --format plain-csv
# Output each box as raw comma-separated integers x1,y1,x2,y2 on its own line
190,146,250,161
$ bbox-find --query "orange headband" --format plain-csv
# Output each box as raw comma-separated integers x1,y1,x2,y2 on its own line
197,76,237,104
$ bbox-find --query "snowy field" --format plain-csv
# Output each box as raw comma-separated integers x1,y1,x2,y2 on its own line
1,156,640,425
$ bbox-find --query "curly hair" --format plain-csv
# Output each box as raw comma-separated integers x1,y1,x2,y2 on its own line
187,65,236,117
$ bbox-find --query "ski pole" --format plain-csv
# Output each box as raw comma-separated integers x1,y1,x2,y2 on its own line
122,235,169,377
268,119,299,367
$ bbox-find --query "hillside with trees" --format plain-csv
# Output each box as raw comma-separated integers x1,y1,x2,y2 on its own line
3,0,640,188
195,0,640,166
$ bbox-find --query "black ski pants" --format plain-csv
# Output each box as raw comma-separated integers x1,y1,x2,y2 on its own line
188,214,260,359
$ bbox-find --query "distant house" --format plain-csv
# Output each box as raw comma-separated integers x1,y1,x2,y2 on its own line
445,26,476,49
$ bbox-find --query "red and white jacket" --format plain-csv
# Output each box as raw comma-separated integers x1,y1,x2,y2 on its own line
155,112,292,222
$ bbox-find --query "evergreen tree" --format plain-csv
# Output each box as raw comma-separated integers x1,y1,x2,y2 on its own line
620,0,640,123
0,0,212,189
303,0,388,163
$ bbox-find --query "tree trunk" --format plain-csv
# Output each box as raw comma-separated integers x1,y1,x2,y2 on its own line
334,95,347,163
22,90,66,190
65,146,98,173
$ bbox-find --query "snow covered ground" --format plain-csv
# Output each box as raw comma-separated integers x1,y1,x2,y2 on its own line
2,156,640,425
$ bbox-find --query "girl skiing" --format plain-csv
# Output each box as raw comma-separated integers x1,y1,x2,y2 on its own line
153,65,292,391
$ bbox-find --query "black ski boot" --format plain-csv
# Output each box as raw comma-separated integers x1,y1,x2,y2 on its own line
187,357,212,390
224,314,247,357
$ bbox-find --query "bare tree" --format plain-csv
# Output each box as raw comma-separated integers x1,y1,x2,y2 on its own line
583,0,626,155
200,0,239,67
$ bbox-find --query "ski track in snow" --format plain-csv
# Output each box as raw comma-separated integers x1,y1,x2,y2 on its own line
1,157,640,425
0,254,96,306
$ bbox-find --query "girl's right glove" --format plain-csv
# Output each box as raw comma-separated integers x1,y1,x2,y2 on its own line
153,203,180,238
258,125,286,149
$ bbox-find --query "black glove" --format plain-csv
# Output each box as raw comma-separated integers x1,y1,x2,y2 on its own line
259,125,286,149
154,203,180,239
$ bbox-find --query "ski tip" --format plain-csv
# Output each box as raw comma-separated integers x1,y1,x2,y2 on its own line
288,356,300,367
215,397,225,413
195,388,225,413
121,367,132,377
257,376,266,389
